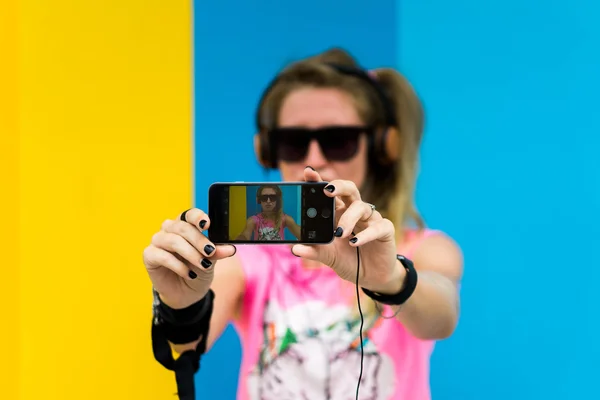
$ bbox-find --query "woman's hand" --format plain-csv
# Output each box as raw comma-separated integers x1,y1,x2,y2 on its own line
292,167,405,294
142,209,237,309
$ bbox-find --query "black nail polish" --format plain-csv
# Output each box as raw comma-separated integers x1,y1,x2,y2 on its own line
325,185,335,193
201,258,212,268
204,244,215,255
188,270,198,279
306,166,315,171
231,245,237,256
199,220,207,229
334,227,343,237
349,237,358,244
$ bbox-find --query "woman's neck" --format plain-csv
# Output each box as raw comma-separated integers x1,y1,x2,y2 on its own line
261,211,277,219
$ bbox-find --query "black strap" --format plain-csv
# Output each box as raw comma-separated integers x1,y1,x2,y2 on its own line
361,255,418,305
151,290,215,400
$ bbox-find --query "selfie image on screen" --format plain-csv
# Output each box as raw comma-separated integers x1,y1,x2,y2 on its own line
228,184,302,241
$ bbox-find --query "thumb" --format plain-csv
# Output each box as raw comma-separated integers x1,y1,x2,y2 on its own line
291,244,336,267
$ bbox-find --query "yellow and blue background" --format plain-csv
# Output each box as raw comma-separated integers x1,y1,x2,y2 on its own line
3,0,599,399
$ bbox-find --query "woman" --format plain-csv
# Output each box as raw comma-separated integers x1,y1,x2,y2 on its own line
235,184,301,241
144,48,464,400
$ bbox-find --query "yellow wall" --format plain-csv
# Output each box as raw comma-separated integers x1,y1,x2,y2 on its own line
228,186,248,239
0,0,20,398
2,1,193,398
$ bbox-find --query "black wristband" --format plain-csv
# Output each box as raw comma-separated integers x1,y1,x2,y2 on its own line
152,289,215,344
361,255,418,306
151,289,215,400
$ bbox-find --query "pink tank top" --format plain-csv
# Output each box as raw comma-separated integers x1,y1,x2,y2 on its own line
232,229,440,400
251,213,286,241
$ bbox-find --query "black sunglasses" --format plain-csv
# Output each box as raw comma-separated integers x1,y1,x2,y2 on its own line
268,126,371,163
258,194,278,202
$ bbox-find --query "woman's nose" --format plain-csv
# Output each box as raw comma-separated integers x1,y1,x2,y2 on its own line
303,139,328,168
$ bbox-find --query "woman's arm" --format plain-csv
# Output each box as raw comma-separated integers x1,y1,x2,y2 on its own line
235,217,256,241
285,215,302,239
170,255,245,354
378,233,463,340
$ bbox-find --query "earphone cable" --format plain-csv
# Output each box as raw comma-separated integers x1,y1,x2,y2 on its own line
355,246,364,400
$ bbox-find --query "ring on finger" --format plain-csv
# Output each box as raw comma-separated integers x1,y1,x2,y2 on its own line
363,202,376,221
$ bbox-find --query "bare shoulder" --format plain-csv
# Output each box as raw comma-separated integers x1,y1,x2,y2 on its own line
411,231,464,282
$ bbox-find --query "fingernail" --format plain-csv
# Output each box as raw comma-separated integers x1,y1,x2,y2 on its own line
204,244,215,255
199,220,207,229
324,185,335,193
349,237,358,244
334,227,343,237
306,166,315,171
201,258,212,268
291,250,300,257
231,245,237,256
188,270,198,279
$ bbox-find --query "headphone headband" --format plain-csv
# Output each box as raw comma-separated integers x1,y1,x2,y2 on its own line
321,63,397,127
255,63,398,132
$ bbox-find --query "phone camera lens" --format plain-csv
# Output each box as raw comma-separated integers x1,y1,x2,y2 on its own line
321,208,331,218
306,207,317,218
310,188,316,194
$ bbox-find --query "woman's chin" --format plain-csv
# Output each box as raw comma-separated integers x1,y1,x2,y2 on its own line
295,175,336,183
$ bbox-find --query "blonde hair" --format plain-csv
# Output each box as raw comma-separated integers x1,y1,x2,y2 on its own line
257,48,426,320
257,185,284,233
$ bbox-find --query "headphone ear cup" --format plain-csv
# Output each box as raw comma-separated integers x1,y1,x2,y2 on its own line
254,132,275,169
375,126,400,166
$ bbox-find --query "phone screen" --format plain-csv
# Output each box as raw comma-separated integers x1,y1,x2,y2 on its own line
208,182,335,244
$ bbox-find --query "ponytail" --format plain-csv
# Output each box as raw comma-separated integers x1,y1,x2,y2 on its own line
370,68,425,239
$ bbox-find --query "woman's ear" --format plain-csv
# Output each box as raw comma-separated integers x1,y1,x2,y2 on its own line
254,133,273,168
375,126,401,165
253,134,261,159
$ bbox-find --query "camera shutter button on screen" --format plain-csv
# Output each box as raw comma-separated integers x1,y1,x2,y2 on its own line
307,208,317,218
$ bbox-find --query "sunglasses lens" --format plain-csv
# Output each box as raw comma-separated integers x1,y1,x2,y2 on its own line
317,127,362,161
271,126,366,163
260,195,276,202
273,130,310,162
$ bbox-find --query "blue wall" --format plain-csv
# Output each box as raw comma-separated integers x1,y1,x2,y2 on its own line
193,0,600,399
399,0,600,399
245,185,301,240
193,1,396,398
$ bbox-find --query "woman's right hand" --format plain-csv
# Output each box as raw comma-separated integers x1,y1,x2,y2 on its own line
142,208,237,309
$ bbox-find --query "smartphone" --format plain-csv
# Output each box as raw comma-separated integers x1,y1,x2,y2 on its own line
208,181,336,244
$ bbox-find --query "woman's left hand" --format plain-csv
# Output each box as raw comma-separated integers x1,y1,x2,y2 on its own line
291,168,405,294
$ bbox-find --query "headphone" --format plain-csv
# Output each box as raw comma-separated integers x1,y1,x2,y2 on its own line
253,63,401,169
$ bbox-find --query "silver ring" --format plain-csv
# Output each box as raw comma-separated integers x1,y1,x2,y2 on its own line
365,202,376,220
